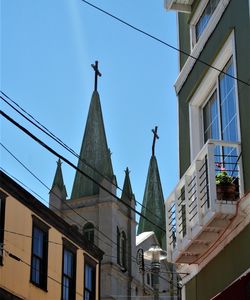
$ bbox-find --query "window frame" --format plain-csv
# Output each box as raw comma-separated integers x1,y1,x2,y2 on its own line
30,215,49,291
201,57,239,145
84,255,97,300
0,191,7,266
117,227,127,271
83,222,94,244
61,239,77,300
188,31,240,161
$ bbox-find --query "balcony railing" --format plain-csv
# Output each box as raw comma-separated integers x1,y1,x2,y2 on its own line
166,139,243,264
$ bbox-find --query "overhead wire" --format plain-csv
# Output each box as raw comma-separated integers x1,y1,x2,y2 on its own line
1,110,166,235
0,91,160,221
80,0,250,87
0,150,159,274
0,169,179,289
2,246,85,298
0,165,116,252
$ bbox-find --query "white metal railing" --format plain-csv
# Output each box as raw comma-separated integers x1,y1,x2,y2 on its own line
166,139,243,262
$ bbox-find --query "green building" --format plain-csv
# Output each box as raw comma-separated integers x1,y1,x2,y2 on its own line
165,0,250,299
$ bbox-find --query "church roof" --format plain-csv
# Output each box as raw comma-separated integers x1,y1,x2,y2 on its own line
137,155,166,248
51,159,67,197
71,90,114,199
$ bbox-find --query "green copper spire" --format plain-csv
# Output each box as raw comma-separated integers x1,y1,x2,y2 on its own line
71,90,114,199
137,155,166,248
51,159,67,198
121,168,134,203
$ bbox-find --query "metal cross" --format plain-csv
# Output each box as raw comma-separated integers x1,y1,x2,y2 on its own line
91,60,102,91
152,126,159,157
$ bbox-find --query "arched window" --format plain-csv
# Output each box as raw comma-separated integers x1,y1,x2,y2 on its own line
117,227,120,265
117,228,127,270
83,222,94,243
121,231,127,269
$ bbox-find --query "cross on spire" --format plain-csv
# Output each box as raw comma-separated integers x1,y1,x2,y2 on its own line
91,60,102,91
151,126,159,157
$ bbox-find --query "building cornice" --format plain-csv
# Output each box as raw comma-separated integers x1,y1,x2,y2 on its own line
0,171,104,261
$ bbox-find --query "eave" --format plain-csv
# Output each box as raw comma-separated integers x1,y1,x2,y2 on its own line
164,0,194,13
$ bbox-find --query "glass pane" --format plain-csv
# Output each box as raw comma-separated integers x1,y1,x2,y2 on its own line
64,249,73,277
33,227,44,258
203,91,219,143
63,276,70,300
85,264,93,290
85,291,90,300
196,0,220,41
219,59,238,142
32,256,40,284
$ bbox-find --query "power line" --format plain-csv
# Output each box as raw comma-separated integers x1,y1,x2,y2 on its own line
0,165,116,252
0,158,132,259
1,168,178,288
0,150,157,273
80,0,250,87
1,110,166,234
2,246,85,298
0,91,159,221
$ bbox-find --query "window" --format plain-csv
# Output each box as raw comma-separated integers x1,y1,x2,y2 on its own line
0,191,7,266
62,240,77,300
117,227,120,265
117,228,127,270
203,58,238,144
30,216,49,290
83,223,94,243
202,58,239,175
189,32,237,160
121,232,127,269
84,256,96,300
195,0,220,42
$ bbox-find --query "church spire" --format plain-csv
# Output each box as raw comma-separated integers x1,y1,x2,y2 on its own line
71,62,114,199
121,167,134,203
51,159,67,198
137,127,166,248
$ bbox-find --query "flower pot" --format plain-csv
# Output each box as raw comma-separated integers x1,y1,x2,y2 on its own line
216,183,236,201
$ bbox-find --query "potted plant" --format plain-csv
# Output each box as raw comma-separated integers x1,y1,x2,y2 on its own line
215,169,236,201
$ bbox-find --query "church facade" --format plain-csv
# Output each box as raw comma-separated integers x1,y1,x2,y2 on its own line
49,63,177,299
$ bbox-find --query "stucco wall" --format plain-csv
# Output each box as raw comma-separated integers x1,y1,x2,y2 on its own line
0,193,99,300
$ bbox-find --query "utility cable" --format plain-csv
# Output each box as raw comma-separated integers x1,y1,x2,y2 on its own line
2,246,85,298
0,91,160,221
80,0,250,87
1,110,166,234
0,165,116,253
1,166,179,289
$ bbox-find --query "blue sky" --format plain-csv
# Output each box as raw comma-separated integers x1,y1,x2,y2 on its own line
1,0,179,221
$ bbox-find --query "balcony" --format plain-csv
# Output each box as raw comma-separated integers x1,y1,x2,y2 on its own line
166,140,243,264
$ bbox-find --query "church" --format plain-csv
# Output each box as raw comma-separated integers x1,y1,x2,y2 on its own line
49,62,178,299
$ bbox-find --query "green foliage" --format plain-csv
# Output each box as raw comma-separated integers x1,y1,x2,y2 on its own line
215,171,233,185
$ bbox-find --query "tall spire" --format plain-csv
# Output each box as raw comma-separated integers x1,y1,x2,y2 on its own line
71,73,114,199
51,159,67,198
137,129,166,248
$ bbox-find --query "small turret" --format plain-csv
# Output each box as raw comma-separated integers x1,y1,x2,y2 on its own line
49,159,67,215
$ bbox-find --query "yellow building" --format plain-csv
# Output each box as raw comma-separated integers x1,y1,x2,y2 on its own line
0,170,103,300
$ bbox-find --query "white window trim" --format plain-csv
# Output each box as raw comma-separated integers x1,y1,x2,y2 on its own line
189,31,241,161
175,0,230,94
